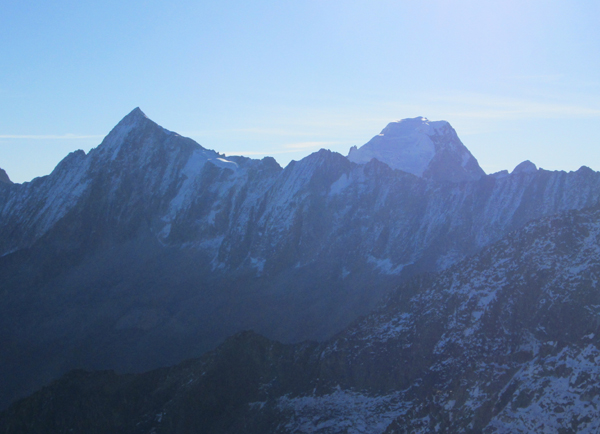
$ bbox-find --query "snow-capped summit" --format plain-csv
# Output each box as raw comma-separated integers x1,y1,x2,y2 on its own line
111,107,151,134
96,107,166,156
347,117,485,183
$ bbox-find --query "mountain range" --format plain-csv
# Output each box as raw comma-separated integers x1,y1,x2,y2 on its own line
3,204,600,433
1,108,599,430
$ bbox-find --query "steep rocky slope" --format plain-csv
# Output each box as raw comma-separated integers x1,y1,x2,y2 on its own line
0,168,11,184
1,109,600,409
3,206,600,433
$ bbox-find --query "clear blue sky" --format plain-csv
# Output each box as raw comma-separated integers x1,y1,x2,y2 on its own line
1,0,599,183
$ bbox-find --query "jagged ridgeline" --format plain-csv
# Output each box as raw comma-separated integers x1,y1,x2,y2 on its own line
1,108,600,414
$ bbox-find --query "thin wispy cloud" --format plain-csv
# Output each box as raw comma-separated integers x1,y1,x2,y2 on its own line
223,141,348,157
223,148,315,157
179,129,306,138
182,128,334,140
426,92,600,120
283,141,342,149
234,128,316,137
507,74,565,84
368,91,600,140
446,105,600,121
0,134,103,140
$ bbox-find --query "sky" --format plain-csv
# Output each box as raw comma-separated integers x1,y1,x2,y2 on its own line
1,0,600,183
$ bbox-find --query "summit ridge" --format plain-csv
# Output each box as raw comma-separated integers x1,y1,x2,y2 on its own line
347,116,485,183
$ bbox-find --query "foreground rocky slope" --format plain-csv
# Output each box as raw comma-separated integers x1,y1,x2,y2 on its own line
1,109,600,409
3,206,600,433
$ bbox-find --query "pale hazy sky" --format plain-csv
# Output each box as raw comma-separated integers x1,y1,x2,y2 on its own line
1,0,599,183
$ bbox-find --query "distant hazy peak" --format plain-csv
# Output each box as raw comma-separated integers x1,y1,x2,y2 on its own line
512,160,538,175
0,168,12,184
348,117,484,183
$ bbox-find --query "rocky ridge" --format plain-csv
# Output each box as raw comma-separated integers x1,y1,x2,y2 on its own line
0,168,11,184
3,205,600,432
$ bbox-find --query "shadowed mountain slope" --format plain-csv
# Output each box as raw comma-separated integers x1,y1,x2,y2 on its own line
4,206,600,432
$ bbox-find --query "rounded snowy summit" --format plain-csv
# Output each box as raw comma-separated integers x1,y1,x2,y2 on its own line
348,117,485,183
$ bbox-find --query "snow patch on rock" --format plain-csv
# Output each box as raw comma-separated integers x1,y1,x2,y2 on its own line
348,117,439,177
277,389,410,434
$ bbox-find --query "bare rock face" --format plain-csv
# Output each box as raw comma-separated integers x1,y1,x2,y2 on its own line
347,117,485,183
0,168,11,184
512,159,538,174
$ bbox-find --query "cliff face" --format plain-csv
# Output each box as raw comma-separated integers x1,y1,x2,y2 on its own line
1,109,600,410
0,168,11,184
